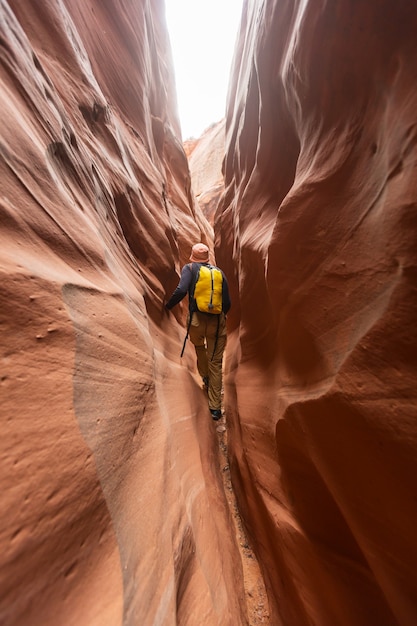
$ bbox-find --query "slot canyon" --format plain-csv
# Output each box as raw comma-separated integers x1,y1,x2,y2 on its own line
1,1,417,625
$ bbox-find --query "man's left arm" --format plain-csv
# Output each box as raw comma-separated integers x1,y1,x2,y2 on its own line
222,273,231,315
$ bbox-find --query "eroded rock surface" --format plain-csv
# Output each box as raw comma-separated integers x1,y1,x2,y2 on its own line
218,1,417,625
185,120,225,225
0,1,247,624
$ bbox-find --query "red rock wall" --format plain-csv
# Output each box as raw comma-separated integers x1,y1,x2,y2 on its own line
0,1,247,624
217,1,417,625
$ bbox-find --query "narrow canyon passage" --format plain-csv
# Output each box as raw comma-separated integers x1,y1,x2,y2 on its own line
2,1,417,626
214,411,270,625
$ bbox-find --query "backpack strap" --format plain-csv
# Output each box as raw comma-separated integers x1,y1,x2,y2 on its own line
188,262,200,312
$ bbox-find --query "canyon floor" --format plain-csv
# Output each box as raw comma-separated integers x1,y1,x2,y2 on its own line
215,415,270,625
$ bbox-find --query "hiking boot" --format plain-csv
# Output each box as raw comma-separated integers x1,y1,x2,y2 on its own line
210,409,222,421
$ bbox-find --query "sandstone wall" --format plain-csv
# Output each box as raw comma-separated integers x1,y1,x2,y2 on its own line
0,1,246,624
186,120,225,225
217,1,417,625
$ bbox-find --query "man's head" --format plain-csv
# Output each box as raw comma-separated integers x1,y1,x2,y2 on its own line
190,243,209,263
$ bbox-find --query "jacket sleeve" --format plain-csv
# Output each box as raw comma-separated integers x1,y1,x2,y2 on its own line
165,264,193,309
222,273,231,314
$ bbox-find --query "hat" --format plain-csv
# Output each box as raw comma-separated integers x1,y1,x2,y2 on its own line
190,243,209,263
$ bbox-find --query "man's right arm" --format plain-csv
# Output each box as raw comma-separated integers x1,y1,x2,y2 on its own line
165,264,193,309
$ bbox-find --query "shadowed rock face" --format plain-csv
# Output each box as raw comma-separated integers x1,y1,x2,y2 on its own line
0,1,247,625
217,1,417,625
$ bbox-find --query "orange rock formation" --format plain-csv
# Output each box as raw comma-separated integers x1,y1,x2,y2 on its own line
0,1,247,625
185,120,225,225
217,1,417,625
4,0,417,624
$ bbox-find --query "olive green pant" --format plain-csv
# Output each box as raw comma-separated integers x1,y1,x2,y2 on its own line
188,312,227,411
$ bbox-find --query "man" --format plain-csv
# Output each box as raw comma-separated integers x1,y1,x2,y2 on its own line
165,243,231,420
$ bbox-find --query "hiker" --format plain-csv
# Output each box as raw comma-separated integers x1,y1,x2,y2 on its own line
165,243,231,420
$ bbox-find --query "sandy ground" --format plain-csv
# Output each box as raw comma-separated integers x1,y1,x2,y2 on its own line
215,416,270,625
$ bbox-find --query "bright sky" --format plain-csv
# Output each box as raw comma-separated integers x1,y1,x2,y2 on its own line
164,0,244,140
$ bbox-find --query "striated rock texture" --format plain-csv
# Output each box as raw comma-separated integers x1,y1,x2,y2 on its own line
185,120,225,225
0,1,247,625
217,1,417,625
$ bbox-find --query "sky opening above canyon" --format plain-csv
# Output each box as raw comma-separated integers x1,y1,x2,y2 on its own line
165,0,244,140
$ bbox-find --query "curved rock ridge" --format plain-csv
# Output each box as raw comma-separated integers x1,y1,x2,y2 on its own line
0,1,247,625
217,1,417,625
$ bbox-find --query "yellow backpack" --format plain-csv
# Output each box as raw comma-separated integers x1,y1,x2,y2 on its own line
192,264,223,314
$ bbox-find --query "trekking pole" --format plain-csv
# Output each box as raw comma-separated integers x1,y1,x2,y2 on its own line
180,312,193,358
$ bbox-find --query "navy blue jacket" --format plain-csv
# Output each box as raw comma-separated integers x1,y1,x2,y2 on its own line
166,262,231,314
